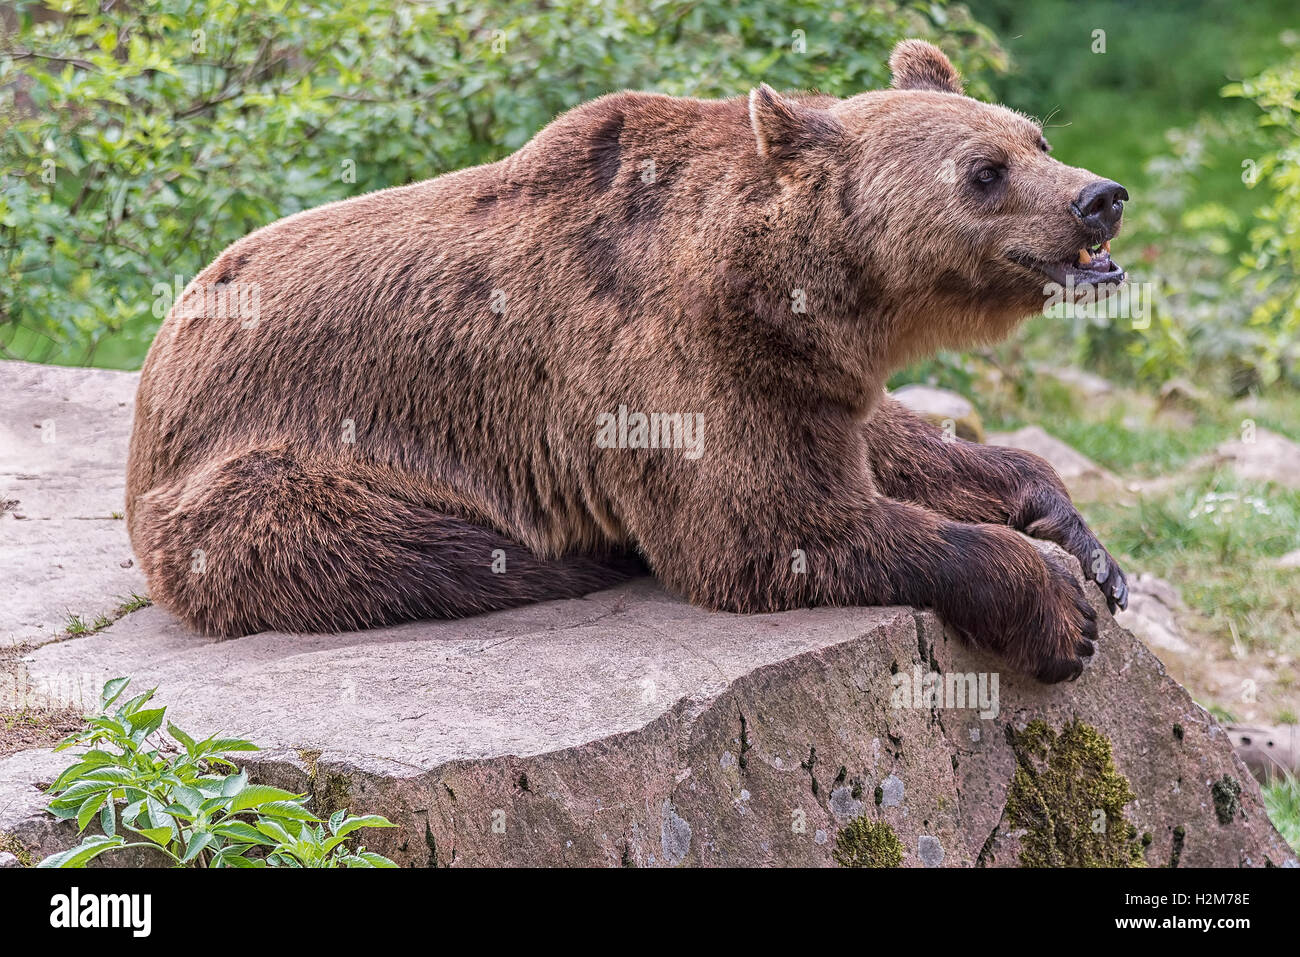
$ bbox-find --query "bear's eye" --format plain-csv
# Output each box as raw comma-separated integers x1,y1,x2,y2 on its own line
974,166,1001,186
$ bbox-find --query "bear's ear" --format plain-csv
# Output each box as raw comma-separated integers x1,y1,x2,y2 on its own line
889,39,964,95
748,83,843,162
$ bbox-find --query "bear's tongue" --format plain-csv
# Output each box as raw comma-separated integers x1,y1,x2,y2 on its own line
1075,240,1117,272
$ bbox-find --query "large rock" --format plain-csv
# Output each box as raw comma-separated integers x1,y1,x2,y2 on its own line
2,361,1294,868
1115,574,1193,656
1215,427,1300,489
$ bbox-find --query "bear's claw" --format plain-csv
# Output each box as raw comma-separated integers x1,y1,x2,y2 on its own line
1020,498,1129,618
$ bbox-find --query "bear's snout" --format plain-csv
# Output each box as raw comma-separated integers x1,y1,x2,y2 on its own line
1070,179,1128,237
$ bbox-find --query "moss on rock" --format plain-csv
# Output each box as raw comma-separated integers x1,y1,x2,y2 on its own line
1211,775,1242,825
1005,719,1145,867
0,831,34,867
832,815,903,868
298,747,353,818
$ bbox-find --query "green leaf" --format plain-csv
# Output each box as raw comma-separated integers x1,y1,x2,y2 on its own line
214,847,261,867
202,737,259,754
121,795,146,824
181,830,213,863
50,779,112,807
127,707,167,736
99,677,131,710
162,803,196,822
81,766,137,783
213,820,277,846
126,824,175,846
167,722,197,753
50,757,112,792
198,796,231,815
330,814,395,841
87,716,126,738
255,800,319,822
74,748,118,769
76,791,109,832
172,784,204,813
227,785,301,814
146,796,178,837
118,688,157,716
254,818,294,845
340,850,398,868
221,768,249,797
38,834,125,868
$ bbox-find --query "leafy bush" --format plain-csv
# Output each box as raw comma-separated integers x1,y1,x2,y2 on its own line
0,0,1003,367
39,677,396,868
1048,52,1300,397
1225,53,1300,388
1069,117,1256,390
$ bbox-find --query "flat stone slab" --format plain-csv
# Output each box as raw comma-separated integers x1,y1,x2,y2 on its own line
1,361,1294,868
0,361,145,647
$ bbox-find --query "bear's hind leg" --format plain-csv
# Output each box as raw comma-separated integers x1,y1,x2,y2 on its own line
130,449,643,637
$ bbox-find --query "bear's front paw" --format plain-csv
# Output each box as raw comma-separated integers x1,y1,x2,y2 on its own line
1024,550,1100,684
934,524,1098,683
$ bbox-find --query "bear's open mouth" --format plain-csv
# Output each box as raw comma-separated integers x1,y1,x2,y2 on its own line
1013,241,1125,288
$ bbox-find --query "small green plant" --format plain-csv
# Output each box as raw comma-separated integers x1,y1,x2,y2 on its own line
39,678,396,868
64,611,116,636
118,593,152,614
1262,772,1300,853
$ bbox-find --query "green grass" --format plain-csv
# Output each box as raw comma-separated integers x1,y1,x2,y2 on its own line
1050,419,1225,476
975,365,1300,477
63,613,103,636
62,594,151,637
1207,704,1238,725
980,372,1226,476
914,356,1300,660
118,593,152,614
1263,774,1300,852
1082,472,1300,656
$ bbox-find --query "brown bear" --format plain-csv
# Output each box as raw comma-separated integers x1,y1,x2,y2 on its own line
126,40,1130,683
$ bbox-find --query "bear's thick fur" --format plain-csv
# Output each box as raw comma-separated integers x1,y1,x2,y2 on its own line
127,41,1130,682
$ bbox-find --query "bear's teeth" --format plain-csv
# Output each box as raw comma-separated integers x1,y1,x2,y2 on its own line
1077,248,1092,265
1102,240,1111,253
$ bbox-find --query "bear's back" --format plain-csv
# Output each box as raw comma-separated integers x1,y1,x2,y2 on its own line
126,90,764,544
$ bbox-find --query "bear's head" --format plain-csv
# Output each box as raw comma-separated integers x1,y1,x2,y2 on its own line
748,40,1129,361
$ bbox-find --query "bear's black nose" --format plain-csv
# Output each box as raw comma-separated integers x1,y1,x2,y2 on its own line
1071,179,1128,234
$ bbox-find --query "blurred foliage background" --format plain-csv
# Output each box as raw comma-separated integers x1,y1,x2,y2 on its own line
1,0,1297,392
970,0,1300,397
0,0,1004,366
